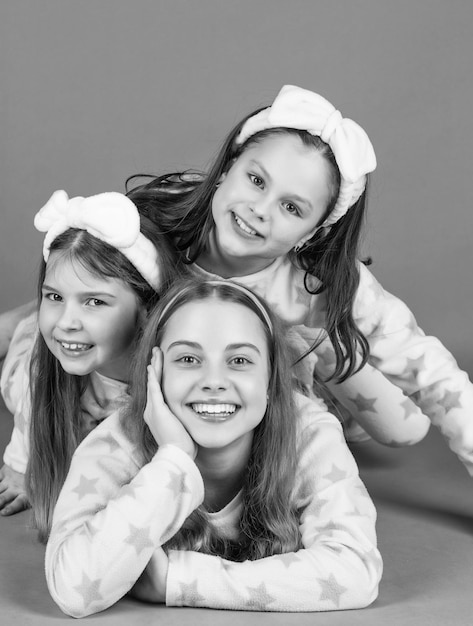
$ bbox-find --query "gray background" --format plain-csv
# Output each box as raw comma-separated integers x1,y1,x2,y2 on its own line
1,0,472,371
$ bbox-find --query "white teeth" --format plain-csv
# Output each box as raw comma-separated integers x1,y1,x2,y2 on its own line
59,341,91,351
191,403,237,415
234,214,257,236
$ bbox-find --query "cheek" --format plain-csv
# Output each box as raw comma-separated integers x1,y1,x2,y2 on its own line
38,306,52,337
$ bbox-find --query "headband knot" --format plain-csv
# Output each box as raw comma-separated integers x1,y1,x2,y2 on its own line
235,85,377,227
320,109,343,144
34,190,161,290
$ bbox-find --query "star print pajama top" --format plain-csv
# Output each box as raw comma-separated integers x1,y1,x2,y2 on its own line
45,392,382,617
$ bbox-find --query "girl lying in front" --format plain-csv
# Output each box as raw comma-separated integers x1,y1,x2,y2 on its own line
45,279,382,617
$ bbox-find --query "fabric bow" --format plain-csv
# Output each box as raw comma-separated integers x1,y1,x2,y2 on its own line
236,85,377,226
34,190,160,290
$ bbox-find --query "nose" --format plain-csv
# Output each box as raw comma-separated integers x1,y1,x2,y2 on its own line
200,361,228,393
56,302,83,332
250,196,271,221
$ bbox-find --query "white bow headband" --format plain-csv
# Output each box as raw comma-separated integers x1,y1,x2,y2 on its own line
34,190,161,290
236,85,377,227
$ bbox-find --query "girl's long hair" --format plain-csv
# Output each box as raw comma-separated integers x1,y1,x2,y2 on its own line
27,204,184,544
122,279,301,560
126,111,371,382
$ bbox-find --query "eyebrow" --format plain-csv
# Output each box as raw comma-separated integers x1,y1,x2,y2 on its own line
248,159,313,210
166,340,262,355
41,284,117,299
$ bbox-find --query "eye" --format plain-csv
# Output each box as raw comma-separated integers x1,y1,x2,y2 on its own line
87,298,106,307
229,356,252,368
44,292,62,302
283,201,300,216
249,173,264,188
177,355,200,366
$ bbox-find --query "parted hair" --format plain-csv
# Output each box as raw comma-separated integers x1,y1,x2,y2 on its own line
122,278,302,560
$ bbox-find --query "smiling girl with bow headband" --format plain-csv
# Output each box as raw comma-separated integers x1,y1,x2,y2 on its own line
0,191,184,535
124,84,473,474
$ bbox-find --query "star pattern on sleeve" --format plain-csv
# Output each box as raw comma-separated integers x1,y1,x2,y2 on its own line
404,354,427,378
245,582,277,610
311,496,330,517
439,389,463,412
270,552,301,569
73,573,104,609
123,523,155,555
346,504,363,517
323,464,348,484
319,520,345,535
175,579,206,605
72,475,99,500
317,573,348,608
349,393,377,413
166,470,190,497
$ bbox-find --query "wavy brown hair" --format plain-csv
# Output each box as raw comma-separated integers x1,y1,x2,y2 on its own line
126,108,371,383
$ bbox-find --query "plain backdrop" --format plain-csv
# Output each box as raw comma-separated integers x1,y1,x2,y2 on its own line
1,0,472,373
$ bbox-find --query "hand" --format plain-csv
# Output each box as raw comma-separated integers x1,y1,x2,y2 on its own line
144,348,197,460
129,547,168,603
0,464,30,515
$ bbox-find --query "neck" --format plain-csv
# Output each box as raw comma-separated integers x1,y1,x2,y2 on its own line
195,433,253,512
197,229,274,278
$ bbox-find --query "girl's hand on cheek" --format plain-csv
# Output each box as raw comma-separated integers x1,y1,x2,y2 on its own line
144,348,197,460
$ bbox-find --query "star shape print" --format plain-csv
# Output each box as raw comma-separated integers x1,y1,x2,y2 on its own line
72,475,99,500
317,573,348,608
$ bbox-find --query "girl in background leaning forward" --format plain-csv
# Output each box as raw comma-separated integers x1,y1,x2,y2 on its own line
125,85,472,471
46,278,382,617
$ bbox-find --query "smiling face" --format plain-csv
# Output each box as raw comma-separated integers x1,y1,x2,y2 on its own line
160,297,270,452
207,134,332,276
38,252,143,381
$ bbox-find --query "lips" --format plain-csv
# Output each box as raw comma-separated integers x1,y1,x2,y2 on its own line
232,212,263,238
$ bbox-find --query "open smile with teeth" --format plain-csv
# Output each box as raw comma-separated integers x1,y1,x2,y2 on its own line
58,340,92,352
233,213,262,238
190,403,239,420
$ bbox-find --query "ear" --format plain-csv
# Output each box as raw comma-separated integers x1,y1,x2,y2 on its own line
294,225,319,250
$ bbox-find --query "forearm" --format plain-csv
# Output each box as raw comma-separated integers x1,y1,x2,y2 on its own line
46,442,203,618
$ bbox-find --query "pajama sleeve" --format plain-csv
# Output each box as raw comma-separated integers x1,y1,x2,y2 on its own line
45,412,204,618
2,397,30,473
2,313,35,473
353,264,473,474
165,394,382,612
0,311,36,415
